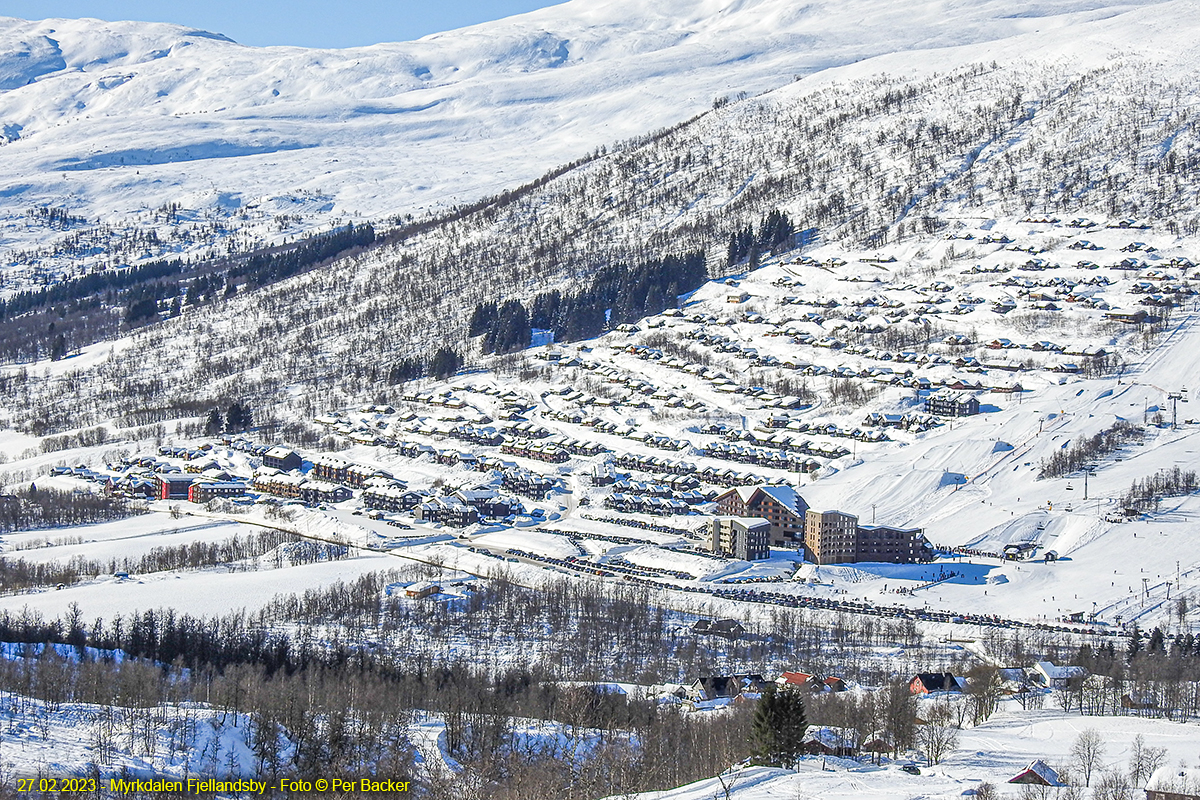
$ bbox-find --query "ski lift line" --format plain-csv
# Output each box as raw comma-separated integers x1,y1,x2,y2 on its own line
1123,599,1169,624
970,416,1071,484
1095,574,1193,621
1129,309,1200,378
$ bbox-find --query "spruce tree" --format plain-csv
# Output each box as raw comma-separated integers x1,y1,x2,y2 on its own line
751,684,808,767
1126,625,1144,661
427,347,460,380
226,402,244,432
50,333,67,361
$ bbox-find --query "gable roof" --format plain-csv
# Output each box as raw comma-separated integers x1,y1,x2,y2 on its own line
691,674,767,699
777,671,816,687
802,726,858,751
1147,767,1200,796
756,484,806,513
708,618,745,634
723,486,758,504
718,485,807,514
1032,661,1088,683
1009,760,1066,787
912,672,960,692
860,730,893,751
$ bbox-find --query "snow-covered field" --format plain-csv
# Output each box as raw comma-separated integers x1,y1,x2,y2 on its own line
612,708,1200,800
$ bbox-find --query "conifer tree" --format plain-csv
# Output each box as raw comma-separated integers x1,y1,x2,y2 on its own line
751,684,808,767
1126,625,1144,661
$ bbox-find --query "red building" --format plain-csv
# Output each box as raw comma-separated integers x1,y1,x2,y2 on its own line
156,474,194,500
188,481,247,503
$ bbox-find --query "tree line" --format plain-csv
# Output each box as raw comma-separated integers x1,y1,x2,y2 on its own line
726,209,797,269
1121,466,1199,512
0,223,375,365
0,486,143,536
385,347,463,385
1038,632,1200,720
469,251,708,354
1,529,348,596
1038,420,1144,479
205,401,254,435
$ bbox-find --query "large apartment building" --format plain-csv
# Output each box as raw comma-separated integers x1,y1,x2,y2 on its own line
804,509,931,565
804,510,859,565
924,390,980,417
855,524,932,563
710,516,771,561
714,485,808,547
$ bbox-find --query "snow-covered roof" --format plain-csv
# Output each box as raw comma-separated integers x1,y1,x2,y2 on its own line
777,671,815,686
715,515,771,528
1032,661,1087,682
1147,767,1200,794
1008,760,1066,787
303,480,344,493
803,726,857,750
757,484,805,512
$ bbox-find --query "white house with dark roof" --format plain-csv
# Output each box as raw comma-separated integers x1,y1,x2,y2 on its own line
1029,661,1088,689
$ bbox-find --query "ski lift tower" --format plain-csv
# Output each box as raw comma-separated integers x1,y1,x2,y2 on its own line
1168,388,1188,429
1081,465,1095,500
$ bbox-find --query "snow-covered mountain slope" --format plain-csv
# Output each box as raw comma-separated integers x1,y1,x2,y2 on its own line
0,0,1183,282
7,208,1200,635
4,2,1200,626
9,8,1200,434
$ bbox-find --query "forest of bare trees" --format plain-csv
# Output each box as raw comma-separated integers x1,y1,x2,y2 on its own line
1038,420,1144,479
0,486,142,535
0,543,1196,798
0,569,936,799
